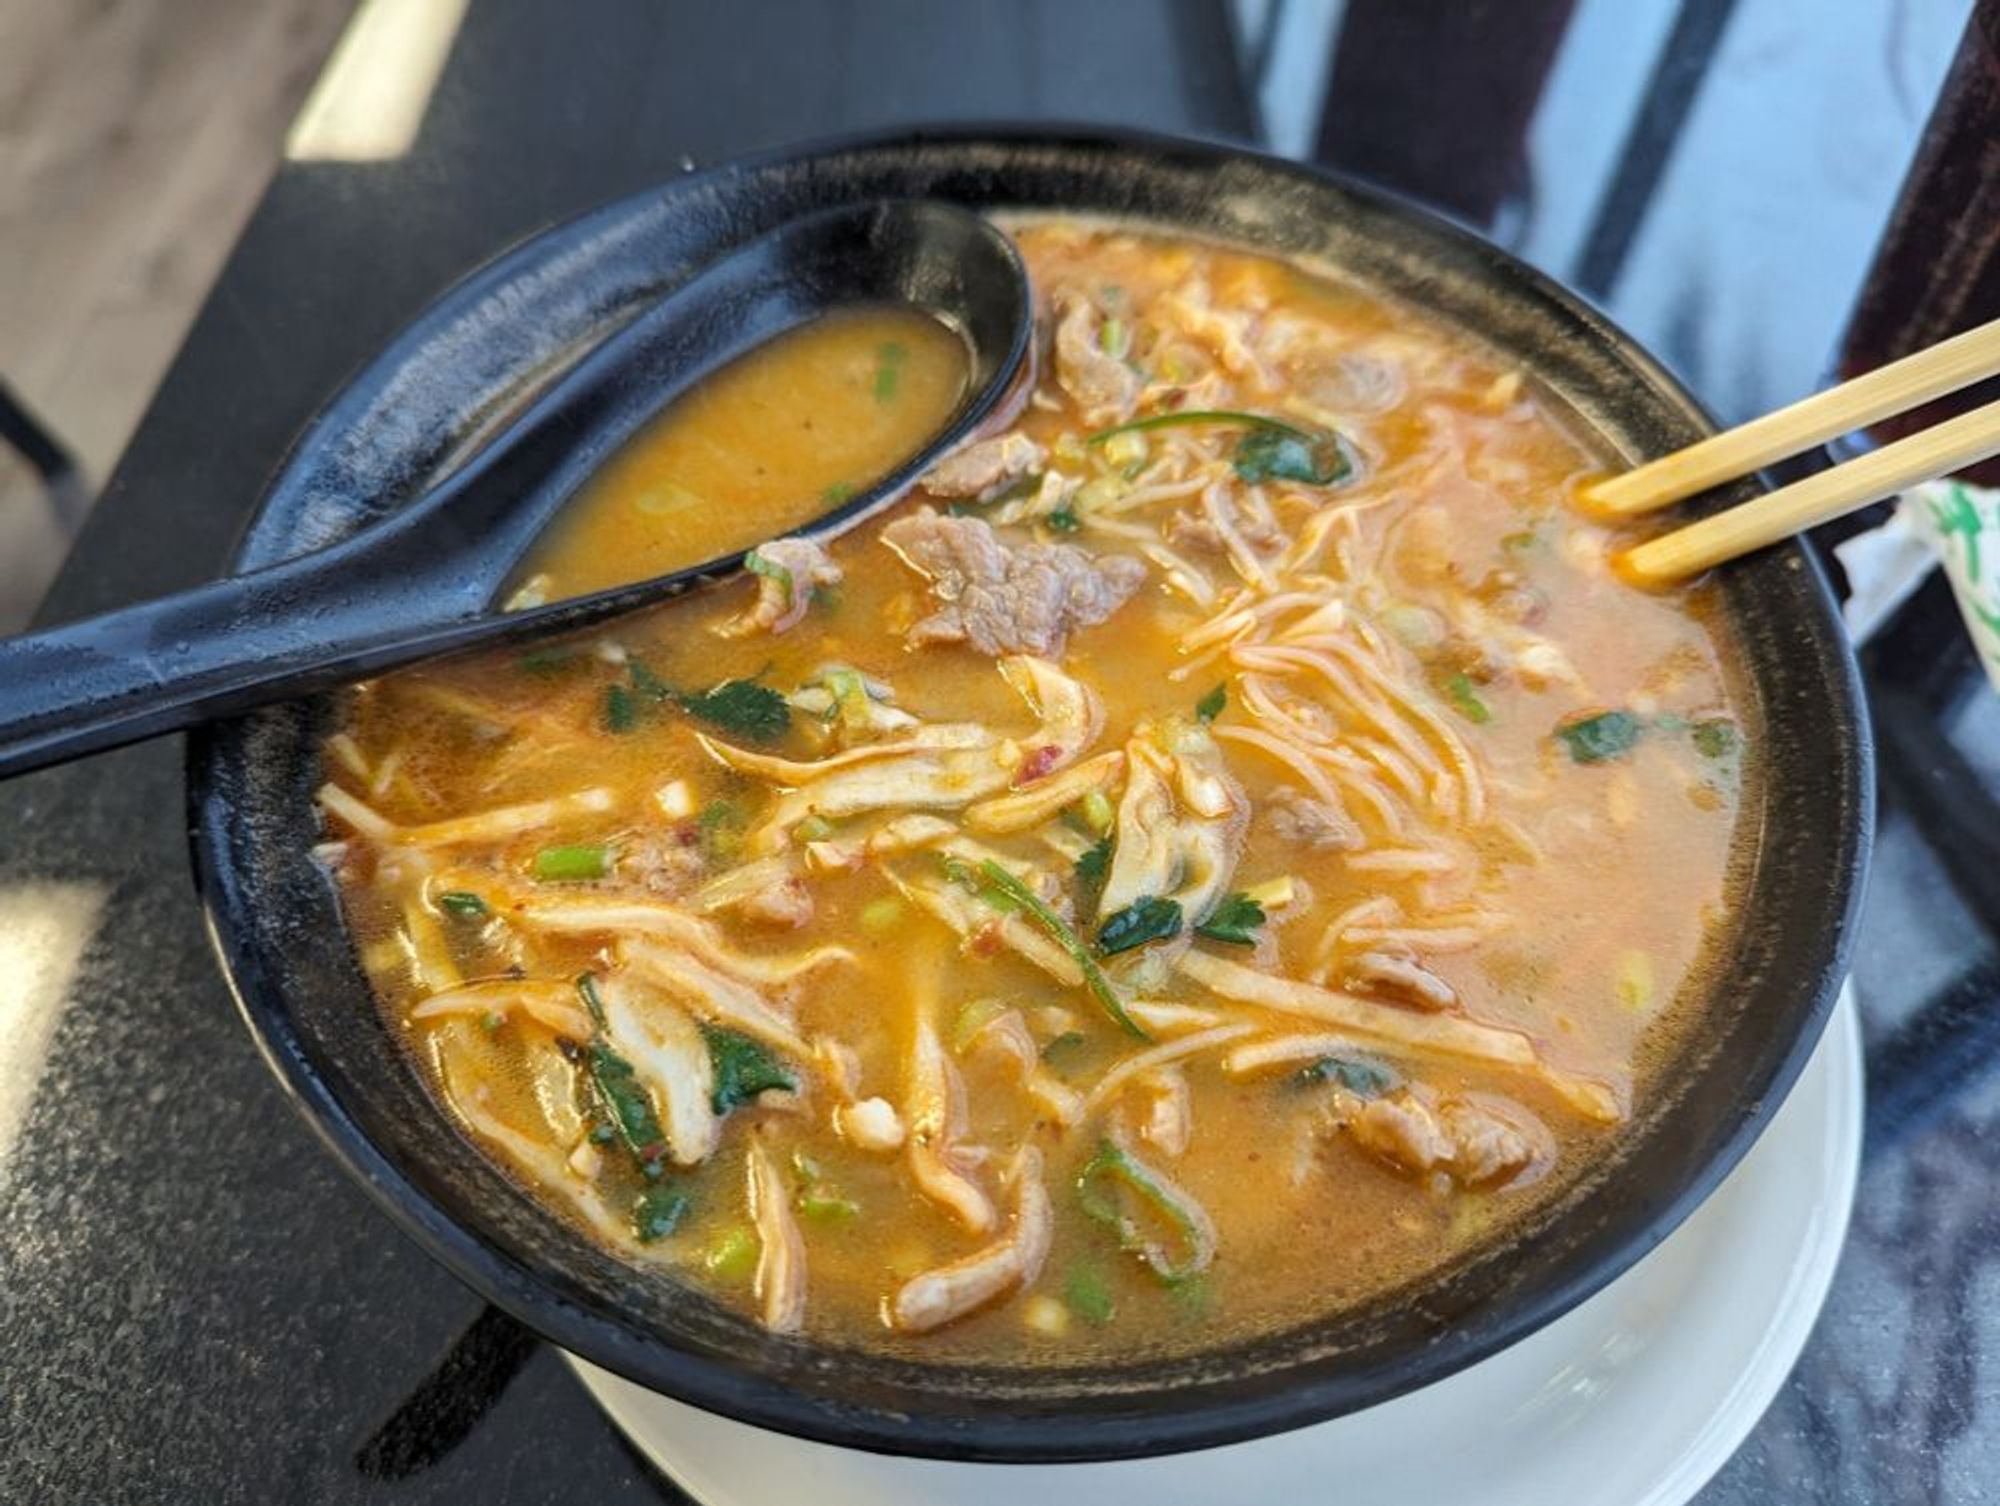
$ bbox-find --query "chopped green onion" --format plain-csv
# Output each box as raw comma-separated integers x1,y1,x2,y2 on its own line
1440,671,1493,725
1047,505,1082,533
532,843,611,882
1195,683,1227,723
975,860,1149,1039
604,682,638,733
822,480,856,506
1194,892,1265,946
704,1226,758,1278
576,973,608,1028
1076,1139,1215,1284
950,997,1011,1053
436,890,487,918
1064,1262,1117,1325
795,814,836,844
1079,789,1116,835
873,341,906,403
479,1010,504,1033
743,548,794,596
859,895,904,935
1690,719,1737,759
1096,895,1182,956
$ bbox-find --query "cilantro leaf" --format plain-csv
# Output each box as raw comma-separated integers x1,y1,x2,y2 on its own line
1096,895,1183,955
677,679,790,742
1194,891,1265,946
1232,425,1350,486
1075,835,1113,893
1297,1053,1398,1098
588,1041,666,1159
1556,710,1643,764
703,1024,797,1114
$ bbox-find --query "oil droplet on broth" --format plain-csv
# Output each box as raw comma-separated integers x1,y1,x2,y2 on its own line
521,307,969,599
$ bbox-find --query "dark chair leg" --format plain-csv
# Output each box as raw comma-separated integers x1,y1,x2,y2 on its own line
0,379,90,533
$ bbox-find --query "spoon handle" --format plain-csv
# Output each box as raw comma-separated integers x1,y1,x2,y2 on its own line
0,545,487,779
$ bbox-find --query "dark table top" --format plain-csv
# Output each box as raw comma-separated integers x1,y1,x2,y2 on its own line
4,2,1995,1501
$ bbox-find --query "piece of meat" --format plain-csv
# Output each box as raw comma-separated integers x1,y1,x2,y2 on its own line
1051,288,1140,424
624,829,705,897
881,507,1146,657
1439,1098,1535,1184
836,1096,906,1152
922,432,1046,500
735,873,814,929
1346,950,1457,1011
746,1136,807,1333
1266,786,1363,850
1344,1087,1537,1186
887,1146,1053,1333
721,537,841,638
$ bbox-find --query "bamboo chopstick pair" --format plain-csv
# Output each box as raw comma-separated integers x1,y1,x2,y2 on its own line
1586,315,2000,585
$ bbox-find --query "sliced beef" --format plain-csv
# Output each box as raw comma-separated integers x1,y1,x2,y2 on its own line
1343,1087,1538,1187
881,507,1146,657
1266,786,1363,850
1051,288,1140,424
721,537,841,637
922,432,1046,500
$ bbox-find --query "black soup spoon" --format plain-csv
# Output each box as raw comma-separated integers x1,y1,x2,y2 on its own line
0,199,1031,780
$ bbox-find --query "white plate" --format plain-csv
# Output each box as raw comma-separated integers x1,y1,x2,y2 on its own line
571,987,1861,1506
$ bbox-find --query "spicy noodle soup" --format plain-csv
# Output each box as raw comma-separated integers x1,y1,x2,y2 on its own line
316,222,1747,1364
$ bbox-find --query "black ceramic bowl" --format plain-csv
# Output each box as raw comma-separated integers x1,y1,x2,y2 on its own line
189,127,1872,1463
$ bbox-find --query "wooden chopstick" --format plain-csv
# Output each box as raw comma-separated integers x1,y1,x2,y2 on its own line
1618,392,2000,586
1586,313,2000,517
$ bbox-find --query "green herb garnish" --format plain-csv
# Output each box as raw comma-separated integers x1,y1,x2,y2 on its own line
632,1183,690,1243
1690,719,1737,759
1086,410,1350,488
1096,895,1182,955
822,480,856,506
1075,835,1113,894
588,1040,665,1159
532,843,611,882
1556,710,1643,764
1232,424,1349,486
1195,682,1227,724
517,647,577,676
1194,891,1265,946
1440,671,1493,725
696,800,744,865
975,859,1149,1039
743,548,794,596
678,678,791,742
873,340,906,403
1077,1139,1215,1284
604,682,638,733
703,1024,797,1114
1047,505,1081,533
436,890,487,918
1297,1053,1398,1097
1065,1262,1117,1325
